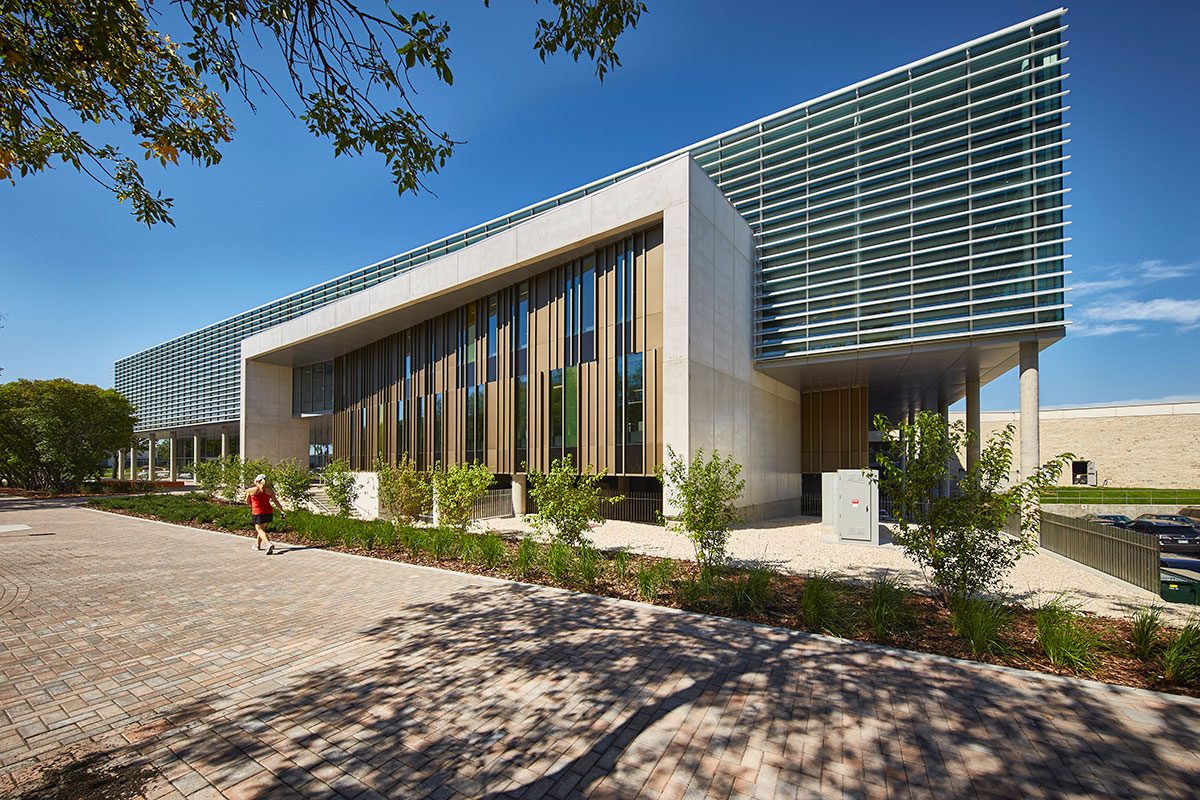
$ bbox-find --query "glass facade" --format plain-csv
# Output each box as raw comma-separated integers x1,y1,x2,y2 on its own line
115,11,1068,431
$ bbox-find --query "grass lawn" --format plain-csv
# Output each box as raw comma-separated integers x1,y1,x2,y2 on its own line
1041,487,1200,505
86,492,1200,698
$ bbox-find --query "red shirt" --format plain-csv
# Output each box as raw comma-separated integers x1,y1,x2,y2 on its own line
249,490,274,515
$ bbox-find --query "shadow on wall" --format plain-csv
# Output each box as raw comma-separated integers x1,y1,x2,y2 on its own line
128,582,1198,798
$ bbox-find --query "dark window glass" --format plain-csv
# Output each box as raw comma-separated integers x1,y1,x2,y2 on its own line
614,356,624,474
550,369,564,460
515,282,529,376
625,353,644,474
581,258,595,362
565,365,578,456
487,295,498,381
396,398,407,459
466,386,476,462
515,375,528,469
433,393,444,467
465,304,477,386
416,397,426,470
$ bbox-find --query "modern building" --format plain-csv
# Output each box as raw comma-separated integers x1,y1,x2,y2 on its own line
115,9,1071,518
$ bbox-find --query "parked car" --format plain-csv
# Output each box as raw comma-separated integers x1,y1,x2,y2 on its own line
1137,513,1200,530
1082,513,1131,527
1179,507,1200,526
1129,519,1200,554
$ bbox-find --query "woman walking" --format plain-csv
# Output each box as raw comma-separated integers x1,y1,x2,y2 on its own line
246,473,286,554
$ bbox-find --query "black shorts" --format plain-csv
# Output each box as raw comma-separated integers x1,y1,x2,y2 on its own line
252,513,274,525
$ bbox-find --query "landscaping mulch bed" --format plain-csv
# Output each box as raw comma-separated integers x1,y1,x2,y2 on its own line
88,497,1199,699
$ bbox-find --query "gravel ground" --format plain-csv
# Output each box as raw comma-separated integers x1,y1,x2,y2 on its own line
486,515,1195,624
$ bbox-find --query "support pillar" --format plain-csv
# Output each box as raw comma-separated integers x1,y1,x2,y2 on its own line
220,433,228,460
146,435,156,481
129,446,137,479
965,373,981,471
168,437,177,481
511,473,527,516
1019,341,1040,482
115,451,123,480
193,435,201,470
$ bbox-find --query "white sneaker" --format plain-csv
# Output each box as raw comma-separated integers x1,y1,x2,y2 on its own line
251,541,260,551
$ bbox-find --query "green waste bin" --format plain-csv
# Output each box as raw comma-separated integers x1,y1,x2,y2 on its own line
1161,570,1199,605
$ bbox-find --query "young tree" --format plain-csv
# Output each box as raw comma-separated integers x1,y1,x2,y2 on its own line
658,446,745,574
528,455,614,546
0,378,136,492
0,1,646,225
273,457,314,509
872,410,1071,606
215,454,243,502
376,454,432,523
431,462,493,533
194,458,222,497
322,458,358,516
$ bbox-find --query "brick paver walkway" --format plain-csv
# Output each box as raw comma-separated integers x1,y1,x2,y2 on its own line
2,497,1199,799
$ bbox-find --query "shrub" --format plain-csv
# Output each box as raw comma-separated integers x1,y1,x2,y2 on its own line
432,462,493,532
194,459,222,497
636,561,673,602
575,545,601,590
241,458,275,495
1162,621,1200,685
1035,596,1100,674
801,575,851,635
612,550,631,581
527,455,612,546
545,541,574,584
375,525,397,551
376,454,432,523
677,570,716,609
428,529,456,560
473,535,507,569
950,597,1010,656
722,568,773,615
1129,606,1164,661
216,455,243,502
872,411,1071,606
273,458,314,509
400,527,427,558
322,458,358,516
866,575,912,642
515,537,539,578
658,446,745,575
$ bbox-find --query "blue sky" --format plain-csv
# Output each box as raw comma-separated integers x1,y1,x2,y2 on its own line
1,0,1197,410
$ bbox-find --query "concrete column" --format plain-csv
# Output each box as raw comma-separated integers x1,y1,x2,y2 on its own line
146,435,156,481
1019,341,1040,482
115,451,123,480
511,473,527,516
129,446,137,479
193,435,201,469
965,374,981,471
938,398,951,496
168,437,177,481
220,433,228,460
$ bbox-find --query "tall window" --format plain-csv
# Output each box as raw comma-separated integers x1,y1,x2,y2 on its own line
415,396,426,470
377,403,386,461
564,365,578,463
396,398,407,460
487,295,498,381
465,303,477,386
514,282,529,376
549,369,563,461
514,375,528,469
624,353,644,474
292,361,334,415
580,258,595,362
465,384,486,463
433,392,444,467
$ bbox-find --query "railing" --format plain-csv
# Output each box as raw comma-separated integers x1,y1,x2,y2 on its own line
1039,511,1161,593
797,495,821,518
472,488,514,520
599,491,663,524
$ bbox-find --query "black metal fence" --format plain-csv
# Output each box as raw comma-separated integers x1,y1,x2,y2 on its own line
599,490,663,523
471,488,514,520
1039,511,1161,593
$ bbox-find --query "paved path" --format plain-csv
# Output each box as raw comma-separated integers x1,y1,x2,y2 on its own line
2,497,1199,799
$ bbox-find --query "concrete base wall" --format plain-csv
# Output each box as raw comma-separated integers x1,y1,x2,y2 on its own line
241,360,308,464
662,160,802,516
350,471,380,519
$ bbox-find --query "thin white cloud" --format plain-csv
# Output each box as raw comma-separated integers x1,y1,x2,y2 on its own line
1072,258,1196,297
1070,322,1142,337
1083,298,1200,331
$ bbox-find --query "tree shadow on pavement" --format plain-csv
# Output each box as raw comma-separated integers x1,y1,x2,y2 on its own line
140,581,1200,799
